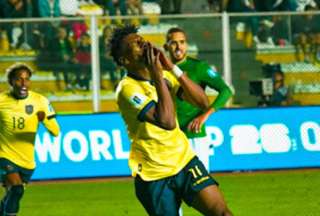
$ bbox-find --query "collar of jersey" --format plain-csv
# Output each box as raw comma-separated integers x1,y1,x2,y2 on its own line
127,72,155,85
176,56,188,66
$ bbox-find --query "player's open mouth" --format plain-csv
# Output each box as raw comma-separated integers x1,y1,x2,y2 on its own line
175,50,182,56
20,86,27,95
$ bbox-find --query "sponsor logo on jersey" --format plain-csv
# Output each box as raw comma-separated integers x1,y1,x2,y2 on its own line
130,93,146,107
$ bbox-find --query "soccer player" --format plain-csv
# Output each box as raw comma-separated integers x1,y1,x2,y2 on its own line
165,27,233,171
0,63,60,216
111,25,232,216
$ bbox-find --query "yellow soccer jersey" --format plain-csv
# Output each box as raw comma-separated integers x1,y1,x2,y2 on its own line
116,71,195,181
0,91,60,169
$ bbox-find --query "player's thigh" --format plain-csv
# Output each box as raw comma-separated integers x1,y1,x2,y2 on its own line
179,157,228,213
191,184,230,215
0,158,33,186
134,175,181,216
0,158,23,186
179,157,216,203
5,173,23,186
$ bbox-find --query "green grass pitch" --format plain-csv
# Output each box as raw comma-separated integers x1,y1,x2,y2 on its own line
3,169,319,216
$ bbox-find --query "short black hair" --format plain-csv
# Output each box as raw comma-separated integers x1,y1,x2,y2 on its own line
6,63,33,85
166,27,186,42
110,25,139,65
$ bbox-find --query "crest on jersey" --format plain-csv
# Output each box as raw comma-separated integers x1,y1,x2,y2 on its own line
207,68,218,78
25,105,34,115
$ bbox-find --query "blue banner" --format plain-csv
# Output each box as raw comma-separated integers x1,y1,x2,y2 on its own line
32,106,320,180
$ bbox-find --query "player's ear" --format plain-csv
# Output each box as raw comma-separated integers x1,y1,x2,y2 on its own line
8,78,13,86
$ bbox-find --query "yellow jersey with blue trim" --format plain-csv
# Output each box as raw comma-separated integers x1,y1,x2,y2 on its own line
116,71,195,181
0,91,59,169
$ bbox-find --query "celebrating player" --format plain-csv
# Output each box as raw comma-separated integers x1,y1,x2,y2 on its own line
165,27,233,171
111,25,232,216
0,63,60,216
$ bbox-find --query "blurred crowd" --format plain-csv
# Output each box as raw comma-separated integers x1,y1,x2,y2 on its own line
221,0,320,12
223,0,320,67
0,0,320,92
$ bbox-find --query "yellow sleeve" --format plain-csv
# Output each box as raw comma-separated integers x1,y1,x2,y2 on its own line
120,82,154,121
41,96,60,137
43,117,60,137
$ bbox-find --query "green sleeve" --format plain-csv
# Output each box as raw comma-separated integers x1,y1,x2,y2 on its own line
199,63,233,110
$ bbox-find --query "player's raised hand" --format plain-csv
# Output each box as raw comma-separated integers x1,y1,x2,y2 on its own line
144,42,163,79
187,108,215,133
158,49,174,71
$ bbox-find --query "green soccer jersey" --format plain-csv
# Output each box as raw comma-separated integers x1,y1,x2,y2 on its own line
176,56,232,138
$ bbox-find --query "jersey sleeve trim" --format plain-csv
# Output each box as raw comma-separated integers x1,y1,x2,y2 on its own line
137,100,156,122
47,114,56,120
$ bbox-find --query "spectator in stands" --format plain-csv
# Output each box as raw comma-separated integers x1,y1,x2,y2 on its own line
311,32,320,64
207,0,220,12
270,70,293,106
99,25,118,89
48,26,75,91
291,0,318,11
0,28,10,51
0,0,32,18
222,0,260,46
30,24,46,50
160,0,182,14
127,0,143,15
295,33,313,62
60,0,79,16
71,21,88,45
37,0,61,50
256,22,274,46
38,0,60,17
253,0,292,11
222,0,254,12
105,0,127,16
270,15,290,46
74,33,91,90
292,6,319,61
0,0,33,49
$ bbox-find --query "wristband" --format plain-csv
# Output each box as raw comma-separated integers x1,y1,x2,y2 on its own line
172,65,184,78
